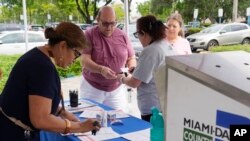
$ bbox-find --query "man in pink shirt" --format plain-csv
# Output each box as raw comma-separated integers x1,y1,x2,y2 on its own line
80,6,136,112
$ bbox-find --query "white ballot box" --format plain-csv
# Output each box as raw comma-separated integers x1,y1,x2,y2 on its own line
154,51,250,141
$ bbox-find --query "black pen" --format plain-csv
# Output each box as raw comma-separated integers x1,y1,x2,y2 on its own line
91,121,99,135
117,72,128,77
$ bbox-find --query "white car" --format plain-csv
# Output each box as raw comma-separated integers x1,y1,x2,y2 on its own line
187,23,250,51
0,31,47,55
128,24,143,59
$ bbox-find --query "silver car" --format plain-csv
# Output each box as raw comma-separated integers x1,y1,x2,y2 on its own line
187,23,250,51
0,31,47,55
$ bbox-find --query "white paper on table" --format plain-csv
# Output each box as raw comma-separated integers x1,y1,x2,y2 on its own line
77,127,120,141
108,110,129,119
121,128,150,141
79,109,104,118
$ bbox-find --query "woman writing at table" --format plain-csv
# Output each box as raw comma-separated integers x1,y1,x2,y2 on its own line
0,22,100,141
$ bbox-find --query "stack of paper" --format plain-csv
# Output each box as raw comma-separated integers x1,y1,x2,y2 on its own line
79,109,129,119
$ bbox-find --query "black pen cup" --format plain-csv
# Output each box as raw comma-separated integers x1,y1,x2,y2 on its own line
69,91,78,107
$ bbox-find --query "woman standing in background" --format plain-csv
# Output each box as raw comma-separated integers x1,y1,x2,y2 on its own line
165,13,192,55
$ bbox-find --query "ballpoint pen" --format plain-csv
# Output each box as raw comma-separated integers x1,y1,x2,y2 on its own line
91,121,99,135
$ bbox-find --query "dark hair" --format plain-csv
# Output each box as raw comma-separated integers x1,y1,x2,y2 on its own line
44,22,88,49
136,15,166,41
166,13,184,37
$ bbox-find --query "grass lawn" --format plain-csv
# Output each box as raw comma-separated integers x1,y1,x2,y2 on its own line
210,44,250,53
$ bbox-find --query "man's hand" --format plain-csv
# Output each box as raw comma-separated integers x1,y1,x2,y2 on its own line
100,66,117,79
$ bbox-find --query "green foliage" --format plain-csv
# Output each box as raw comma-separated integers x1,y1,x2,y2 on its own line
56,59,82,78
188,28,202,34
0,55,82,93
0,0,117,25
210,45,250,53
201,23,212,27
0,55,21,93
137,1,151,16
137,0,249,24
113,4,125,22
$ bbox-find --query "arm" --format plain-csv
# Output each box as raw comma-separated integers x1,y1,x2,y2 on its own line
126,55,137,73
117,74,141,88
81,54,117,79
29,95,100,133
81,54,102,74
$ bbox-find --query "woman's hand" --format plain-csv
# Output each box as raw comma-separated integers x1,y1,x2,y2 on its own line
79,119,101,133
116,73,125,81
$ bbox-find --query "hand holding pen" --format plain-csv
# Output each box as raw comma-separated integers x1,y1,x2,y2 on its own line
92,121,101,135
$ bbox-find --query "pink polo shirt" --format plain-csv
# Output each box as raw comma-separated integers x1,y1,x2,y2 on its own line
83,26,134,92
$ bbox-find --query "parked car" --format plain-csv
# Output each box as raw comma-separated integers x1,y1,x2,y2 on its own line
186,23,250,51
77,23,92,31
116,23,124,30
128,24,143,59
29,24,44,31
0,23,23,32
0,31,47,55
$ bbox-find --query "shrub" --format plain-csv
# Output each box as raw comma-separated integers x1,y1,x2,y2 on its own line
187,28,202,36
0,55,21,93
0,55,82,93
56,59,82,78
201,23,212,27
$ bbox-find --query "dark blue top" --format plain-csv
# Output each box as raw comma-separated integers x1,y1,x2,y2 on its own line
0,48,61,141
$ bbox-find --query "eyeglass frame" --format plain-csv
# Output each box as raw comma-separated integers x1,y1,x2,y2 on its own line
133,31,143,38
99,19,117,28
72,48,81,60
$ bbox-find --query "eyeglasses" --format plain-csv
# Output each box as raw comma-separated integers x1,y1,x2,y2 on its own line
72,48,81,60
133,31,141,38
100,20,117,28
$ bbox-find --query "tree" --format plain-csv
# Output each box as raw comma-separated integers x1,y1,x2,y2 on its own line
137,1,151,16
174,0,249,23
74,0,113,24
137,0,249,24
113,3,125,22
138,0,176,21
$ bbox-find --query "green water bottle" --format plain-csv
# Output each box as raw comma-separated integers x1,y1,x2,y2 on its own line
150,107,164,141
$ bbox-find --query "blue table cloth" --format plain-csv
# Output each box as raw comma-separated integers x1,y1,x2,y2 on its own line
40,99,152,141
